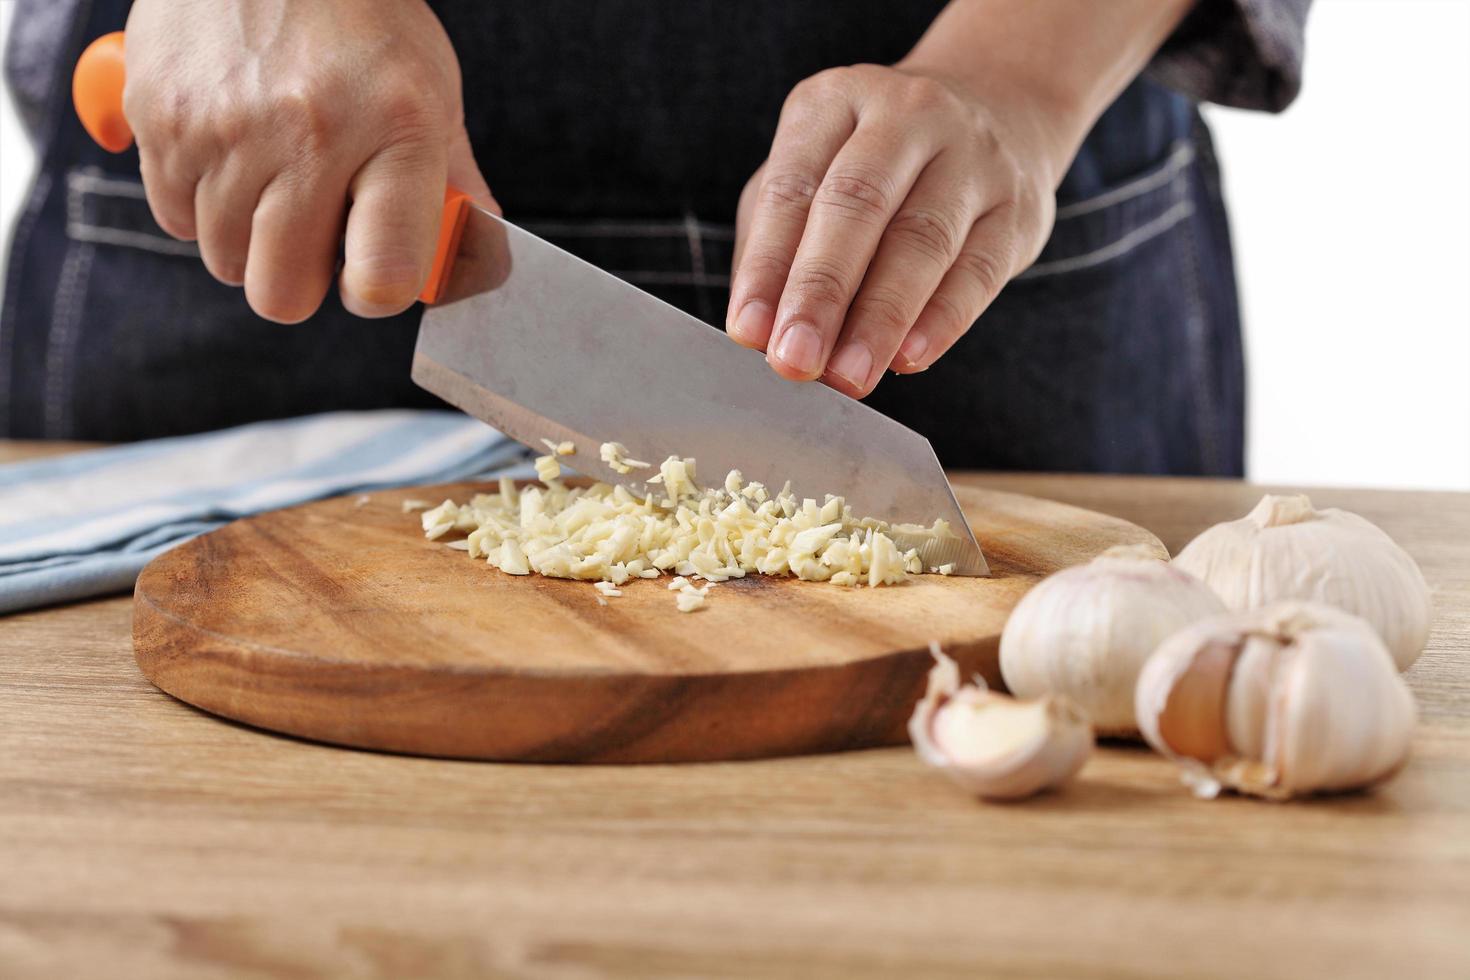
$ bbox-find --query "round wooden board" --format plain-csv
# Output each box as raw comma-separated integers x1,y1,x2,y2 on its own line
133,482,1163,762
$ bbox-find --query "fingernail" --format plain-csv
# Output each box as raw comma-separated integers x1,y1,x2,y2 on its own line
729,301,772,345
897,332,930,371
829,342,874,391
773,321,822,376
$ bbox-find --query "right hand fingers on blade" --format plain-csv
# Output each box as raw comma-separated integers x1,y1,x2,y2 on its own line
724,71,857,352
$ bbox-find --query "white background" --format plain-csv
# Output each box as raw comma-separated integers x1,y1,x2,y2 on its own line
1,0,1467,489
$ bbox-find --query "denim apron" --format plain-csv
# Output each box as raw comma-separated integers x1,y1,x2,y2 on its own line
1,0,1244,476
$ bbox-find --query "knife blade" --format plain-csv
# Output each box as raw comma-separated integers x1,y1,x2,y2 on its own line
412,204,987,575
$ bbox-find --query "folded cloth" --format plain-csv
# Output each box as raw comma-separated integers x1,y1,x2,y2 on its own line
0,411,531,615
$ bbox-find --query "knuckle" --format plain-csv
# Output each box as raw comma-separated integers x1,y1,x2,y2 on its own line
895,73,955,114
143,88,193,143
790,258,853,308
377,88,441,141
965,124,1003,161
271,85,345,148
801,66,852,99
816,167,894,222
738,249,794,285
926,289,975,339
211,103,252,151
851,288,914,335
759,171,819,211
887,207,963,265
955,246,1008,300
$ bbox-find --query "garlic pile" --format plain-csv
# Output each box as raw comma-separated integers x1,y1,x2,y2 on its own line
420,451,960,594
910,644,1093,800
1174,494,1431,670
999,545,1225,734
1135,602,1417,800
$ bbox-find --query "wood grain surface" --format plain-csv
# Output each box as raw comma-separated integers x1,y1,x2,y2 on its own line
132,483,1161,762
2,444,1467,980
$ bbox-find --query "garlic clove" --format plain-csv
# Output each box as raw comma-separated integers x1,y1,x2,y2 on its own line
1153,640,1234,764
1137,602,1417,801
1174,494,1432,670
999,544,1225,735
910,644,1093,800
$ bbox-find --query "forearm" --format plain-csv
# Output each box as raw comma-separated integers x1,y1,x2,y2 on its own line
898,0,1195,187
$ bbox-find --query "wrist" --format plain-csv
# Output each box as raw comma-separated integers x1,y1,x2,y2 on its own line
897,0,1195,188
892,57,1089,191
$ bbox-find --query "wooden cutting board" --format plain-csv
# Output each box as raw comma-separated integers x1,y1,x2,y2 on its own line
132,482,1162,763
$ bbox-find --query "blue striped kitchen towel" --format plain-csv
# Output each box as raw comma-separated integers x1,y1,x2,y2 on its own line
0,411,532,615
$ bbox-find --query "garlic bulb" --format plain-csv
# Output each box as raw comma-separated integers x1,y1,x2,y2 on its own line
1135,602,1417,800
999,545,1226,735
1173,494,1431,670
910,644,1092,800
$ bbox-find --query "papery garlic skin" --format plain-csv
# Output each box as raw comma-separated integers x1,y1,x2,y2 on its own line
1136,602,1417,801
999,545,1226,735
1174,494,1431,670
910,645,1093,800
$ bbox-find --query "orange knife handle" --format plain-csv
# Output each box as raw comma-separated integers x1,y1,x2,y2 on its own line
421,187,471,305
73,31,133,153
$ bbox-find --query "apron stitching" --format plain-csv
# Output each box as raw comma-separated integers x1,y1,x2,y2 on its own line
43,239,96,439
1175,158,1222,472
66,167,201,256
1054,141,1195,219
67,169,149,199
68,224,202,257
1018,198,1195,280
683,211,713,322
0,170,54,434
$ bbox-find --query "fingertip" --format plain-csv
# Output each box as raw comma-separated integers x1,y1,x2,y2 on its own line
340,258,425,318
727,300,774,349
767,320,825,380
244,263,328,323
245,289,320,325
894,331,931,373
827,340,876,395
207,264,245,288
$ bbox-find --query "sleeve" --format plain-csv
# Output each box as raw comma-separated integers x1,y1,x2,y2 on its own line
1146,0,1314,113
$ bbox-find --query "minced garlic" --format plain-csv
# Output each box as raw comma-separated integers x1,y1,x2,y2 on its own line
600,442,650,475
541,438,575,456
422,453,959,605
533,454,563,484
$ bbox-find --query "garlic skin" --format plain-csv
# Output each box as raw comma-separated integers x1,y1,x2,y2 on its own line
1173,494,1431,670
999,545,1226,735
1136,602,1417,801
910,645,1093,800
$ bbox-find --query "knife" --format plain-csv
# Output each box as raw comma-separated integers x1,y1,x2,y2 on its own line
74,33,987,575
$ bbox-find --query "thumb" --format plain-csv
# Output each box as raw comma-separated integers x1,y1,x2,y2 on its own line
448,123,499,215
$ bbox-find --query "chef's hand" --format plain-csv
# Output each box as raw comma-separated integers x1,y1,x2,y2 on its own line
123,0,493,324
727,0,1194,397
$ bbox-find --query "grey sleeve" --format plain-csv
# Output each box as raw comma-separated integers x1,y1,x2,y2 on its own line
1147,0,1314,113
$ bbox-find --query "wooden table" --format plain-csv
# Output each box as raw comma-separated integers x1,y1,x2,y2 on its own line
2,442,1467,979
